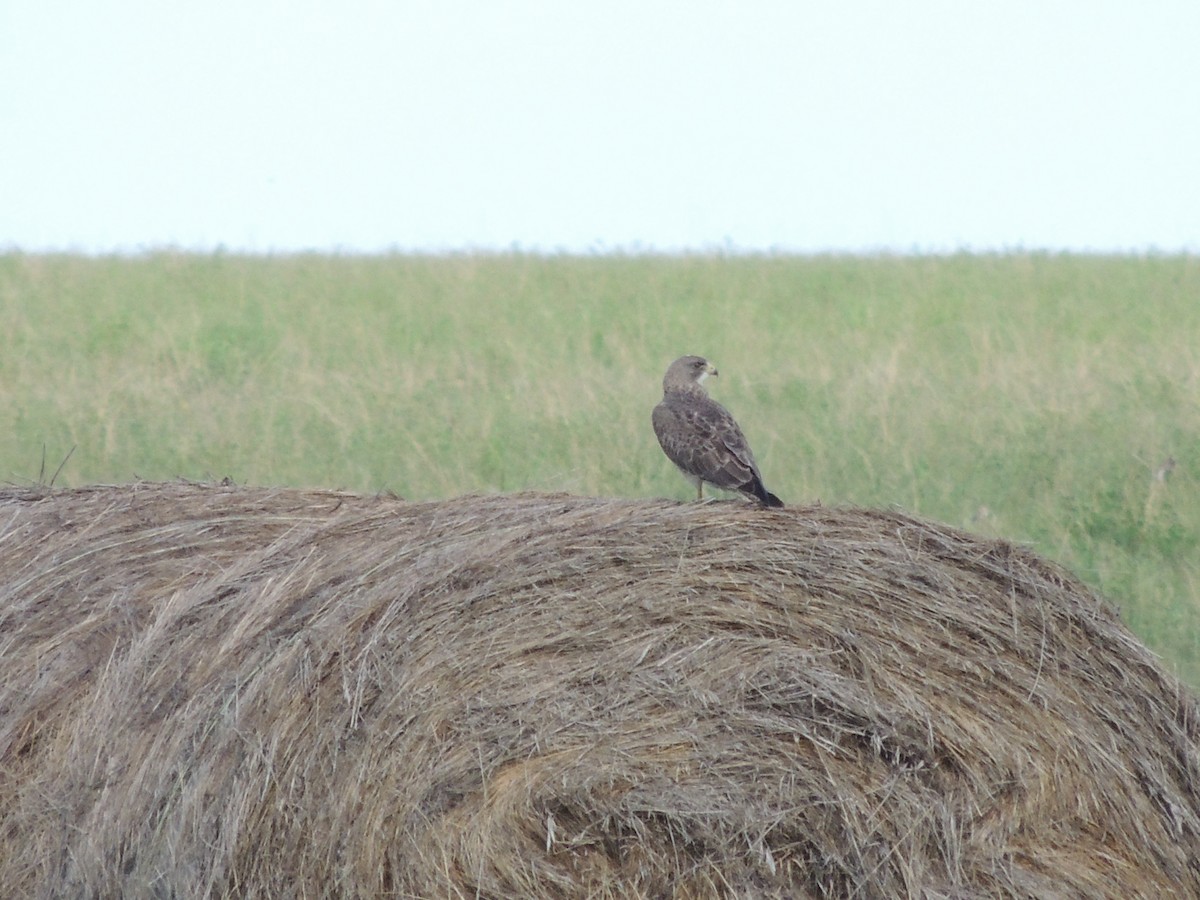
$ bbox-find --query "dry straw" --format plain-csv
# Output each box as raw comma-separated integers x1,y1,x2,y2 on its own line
1,482,1198,898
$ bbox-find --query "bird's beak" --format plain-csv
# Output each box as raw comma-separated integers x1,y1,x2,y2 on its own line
706,363,719,378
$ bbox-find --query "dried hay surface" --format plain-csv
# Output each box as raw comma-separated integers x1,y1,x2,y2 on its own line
1,482,1198,899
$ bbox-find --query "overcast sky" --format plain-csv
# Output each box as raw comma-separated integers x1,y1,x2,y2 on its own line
2,1,1197,254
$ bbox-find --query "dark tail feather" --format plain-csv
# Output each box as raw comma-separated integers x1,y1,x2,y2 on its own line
748,476,784,509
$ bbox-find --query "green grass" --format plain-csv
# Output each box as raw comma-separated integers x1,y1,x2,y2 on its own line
2,251,1198,686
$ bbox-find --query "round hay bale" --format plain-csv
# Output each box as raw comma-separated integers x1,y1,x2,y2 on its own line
1,482,1197,898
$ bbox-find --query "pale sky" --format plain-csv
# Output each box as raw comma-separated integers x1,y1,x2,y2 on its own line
2,1,1198,254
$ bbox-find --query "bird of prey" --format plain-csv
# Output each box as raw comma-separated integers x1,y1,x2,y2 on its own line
652,355,783,508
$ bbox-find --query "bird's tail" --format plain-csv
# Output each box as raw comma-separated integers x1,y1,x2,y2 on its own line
748,476,784,508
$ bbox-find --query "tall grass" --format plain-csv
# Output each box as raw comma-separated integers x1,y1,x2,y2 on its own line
2,251,1198,685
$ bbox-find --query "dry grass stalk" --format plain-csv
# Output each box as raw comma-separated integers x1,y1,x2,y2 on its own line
1,482,1198,898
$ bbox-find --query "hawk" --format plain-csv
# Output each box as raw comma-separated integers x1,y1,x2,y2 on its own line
652,355,783,508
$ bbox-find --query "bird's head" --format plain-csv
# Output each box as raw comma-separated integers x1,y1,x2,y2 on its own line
664,355,718,393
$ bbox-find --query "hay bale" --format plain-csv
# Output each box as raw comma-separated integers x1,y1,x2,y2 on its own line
1,482,1197,898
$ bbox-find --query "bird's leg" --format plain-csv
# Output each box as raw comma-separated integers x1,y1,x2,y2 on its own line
696,482,704,501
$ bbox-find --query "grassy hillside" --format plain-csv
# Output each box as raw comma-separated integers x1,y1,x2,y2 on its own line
2,251,1197,684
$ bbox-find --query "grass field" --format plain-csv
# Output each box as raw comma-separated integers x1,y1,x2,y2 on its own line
2,251,1198,686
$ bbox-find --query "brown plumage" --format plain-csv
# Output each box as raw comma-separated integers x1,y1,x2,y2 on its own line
652,355,783,508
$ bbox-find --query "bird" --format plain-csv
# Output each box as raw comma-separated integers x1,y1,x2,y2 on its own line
652,355,783,508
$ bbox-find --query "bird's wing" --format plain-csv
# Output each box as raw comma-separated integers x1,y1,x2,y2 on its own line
653,394,762,491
